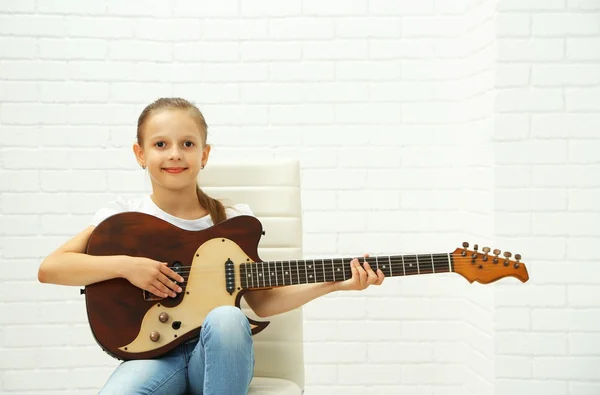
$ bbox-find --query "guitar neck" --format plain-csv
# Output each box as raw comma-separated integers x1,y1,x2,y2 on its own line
240,253,454,290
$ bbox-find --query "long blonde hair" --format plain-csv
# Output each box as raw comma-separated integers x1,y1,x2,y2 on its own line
136,97,227,225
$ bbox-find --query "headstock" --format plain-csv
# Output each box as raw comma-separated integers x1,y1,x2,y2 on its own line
452,242,529,284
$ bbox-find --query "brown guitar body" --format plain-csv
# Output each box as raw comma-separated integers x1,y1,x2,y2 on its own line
85,212,270,361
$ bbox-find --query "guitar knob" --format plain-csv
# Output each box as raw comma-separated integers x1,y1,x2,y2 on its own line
503,251,512,258
462,242,469,248
150,331,160,342
159,312,169,323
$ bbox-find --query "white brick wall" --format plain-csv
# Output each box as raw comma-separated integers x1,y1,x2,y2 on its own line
494,1,600,395
0,0,598,394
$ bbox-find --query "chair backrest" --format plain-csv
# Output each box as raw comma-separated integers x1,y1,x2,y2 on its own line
197,159,305,390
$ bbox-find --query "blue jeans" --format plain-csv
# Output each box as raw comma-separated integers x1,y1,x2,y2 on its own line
99,306,255,395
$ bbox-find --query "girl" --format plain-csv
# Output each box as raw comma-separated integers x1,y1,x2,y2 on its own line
38,97,385,395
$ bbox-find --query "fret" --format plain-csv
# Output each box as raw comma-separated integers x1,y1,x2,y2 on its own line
403,255,418,276
332,258,345,281
249,263,254,288
447,253,452,272
259,262,265,288
288,260,293,285
295,260,300,285
417,254,434,274
416,255,420,275
298,259,307,285
240,264,246,289
401,255,406,276
310,259,317,283
432,254,435,273
330,258,335,282
321,258,326,282
267,261,273,287
388,256,393,277
274,260,282,286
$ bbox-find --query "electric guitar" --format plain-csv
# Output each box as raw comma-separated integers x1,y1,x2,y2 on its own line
83,212,529,360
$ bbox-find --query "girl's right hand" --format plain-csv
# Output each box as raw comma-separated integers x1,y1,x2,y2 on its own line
121,257,184,298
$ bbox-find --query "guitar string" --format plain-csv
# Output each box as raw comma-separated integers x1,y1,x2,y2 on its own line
168,255,515,274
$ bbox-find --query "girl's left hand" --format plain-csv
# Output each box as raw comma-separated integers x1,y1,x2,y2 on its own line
336,254,385,291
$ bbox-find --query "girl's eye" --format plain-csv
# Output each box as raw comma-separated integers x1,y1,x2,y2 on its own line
184,141,194,148
155,142,165,148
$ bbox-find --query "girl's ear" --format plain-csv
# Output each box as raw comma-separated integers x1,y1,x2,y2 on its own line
202,144,211,167
133,143,145,168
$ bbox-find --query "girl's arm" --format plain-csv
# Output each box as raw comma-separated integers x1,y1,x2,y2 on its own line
244,255,384,317
38,226,184,298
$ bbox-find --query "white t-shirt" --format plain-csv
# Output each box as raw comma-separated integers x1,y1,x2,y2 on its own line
90,195,254,230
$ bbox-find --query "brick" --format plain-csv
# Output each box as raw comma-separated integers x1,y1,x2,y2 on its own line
370,39,435,59
533,166,600,187
568,189,600,211
241,42,301,61
0,15,66,37
303,0,366,15
496,14,531,37
568,0,600,9
533,64,600,86
568,285,600,306
498,39,564,61
303,40,368,60
496,356,532,378
532,114,600,138
496,285,566,307
67,17,134,39
110,40,171,62
0,0,35,11
338,364,403,385
567,38,600,60
202,19,268,40
496,332,567,355
269,19,333,39
134,18,201,41
337,61,401,81
240,0,299,16
39,82,110,102
174,0,238,16
369,0,434,15
566,88,600,111
0,37,37,59
533,14,600,36
36,0,106,14
335,17,401,38
499,0,566,10
496,379,568,395
534,357,600,380
569,333,600,355
533,213,600,236
496,64,530,87
39,38,107,60
496,88,564,112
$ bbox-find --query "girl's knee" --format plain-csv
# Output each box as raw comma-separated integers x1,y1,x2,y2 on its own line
203,306,252,340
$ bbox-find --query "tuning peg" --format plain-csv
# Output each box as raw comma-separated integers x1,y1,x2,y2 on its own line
514,253,522,269
462,242,469,248
503,251,511,267
473,244,479,251
461,241,469,256
482,246,490,261
493,249,500,264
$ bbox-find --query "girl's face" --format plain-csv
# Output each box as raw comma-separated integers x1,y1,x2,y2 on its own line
134,109,210,192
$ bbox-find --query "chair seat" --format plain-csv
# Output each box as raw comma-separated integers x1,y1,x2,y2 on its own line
249,377,302,395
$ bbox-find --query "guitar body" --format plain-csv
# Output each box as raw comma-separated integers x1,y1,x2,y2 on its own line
85,212,269,361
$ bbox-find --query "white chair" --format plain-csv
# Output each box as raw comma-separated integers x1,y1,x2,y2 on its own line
198,159,305,395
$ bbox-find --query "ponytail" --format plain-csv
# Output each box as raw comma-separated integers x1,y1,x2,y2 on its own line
195,183,227,225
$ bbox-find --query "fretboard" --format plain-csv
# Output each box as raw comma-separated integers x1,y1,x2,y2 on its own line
239,254,453,289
